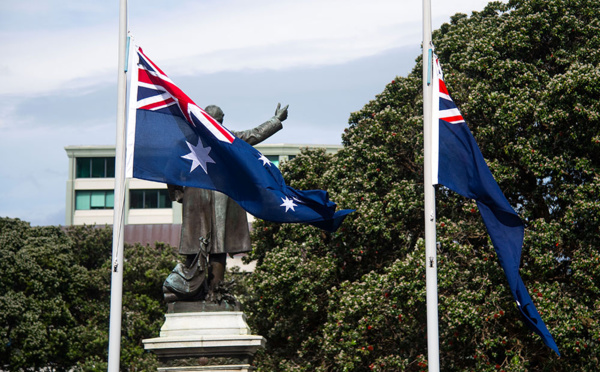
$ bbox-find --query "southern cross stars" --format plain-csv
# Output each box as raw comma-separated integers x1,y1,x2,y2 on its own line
181,140,215,174
280,196,297,212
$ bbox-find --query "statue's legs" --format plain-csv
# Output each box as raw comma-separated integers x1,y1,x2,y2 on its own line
209,252,227,292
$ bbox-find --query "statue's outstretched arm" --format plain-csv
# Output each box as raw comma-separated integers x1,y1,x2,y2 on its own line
233,103,289,145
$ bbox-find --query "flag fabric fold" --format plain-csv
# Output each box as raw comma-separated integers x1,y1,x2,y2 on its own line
431,55,559,355
126,46,353,232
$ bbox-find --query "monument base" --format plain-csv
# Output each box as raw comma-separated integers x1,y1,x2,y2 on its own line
143,302,265,372
156,366,254,372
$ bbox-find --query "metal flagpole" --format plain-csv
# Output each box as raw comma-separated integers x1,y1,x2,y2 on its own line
107,0,128,370
422,0,440,370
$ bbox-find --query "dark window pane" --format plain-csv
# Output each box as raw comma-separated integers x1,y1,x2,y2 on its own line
130,189,172,209
106,157,115,177
76,157,115,178
130,190,144,209
91,158,105,178
76,158,91,178
158,190,172,208
144,190,158,208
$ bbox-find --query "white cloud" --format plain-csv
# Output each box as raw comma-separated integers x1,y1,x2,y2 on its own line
0,0,495,96
129,0,420,74
0,26,118,96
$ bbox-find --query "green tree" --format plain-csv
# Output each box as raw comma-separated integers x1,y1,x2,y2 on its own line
0,219,87,371
245,0,600,370
0,219,178,371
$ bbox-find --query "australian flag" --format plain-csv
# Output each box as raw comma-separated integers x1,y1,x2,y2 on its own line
125,46,353,232
431,55,559,355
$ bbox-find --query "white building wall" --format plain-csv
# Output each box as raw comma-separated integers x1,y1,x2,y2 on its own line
127,209,174,225
73,210,115,226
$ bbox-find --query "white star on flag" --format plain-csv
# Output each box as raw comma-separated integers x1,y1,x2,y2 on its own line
258,153,272,166
280,196,298,212
181,140,215,174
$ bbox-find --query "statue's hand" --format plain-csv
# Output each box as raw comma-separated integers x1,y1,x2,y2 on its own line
274,103,289,122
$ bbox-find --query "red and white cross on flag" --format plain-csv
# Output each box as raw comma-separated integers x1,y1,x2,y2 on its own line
133,46,235,144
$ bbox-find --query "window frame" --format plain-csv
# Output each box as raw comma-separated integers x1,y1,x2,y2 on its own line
76,157,116,178
75,190,114,210
129,189,172,209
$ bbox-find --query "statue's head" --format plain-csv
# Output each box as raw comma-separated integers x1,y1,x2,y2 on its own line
205,105,224,124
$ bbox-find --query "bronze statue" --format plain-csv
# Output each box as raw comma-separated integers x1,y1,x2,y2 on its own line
163,104,288,303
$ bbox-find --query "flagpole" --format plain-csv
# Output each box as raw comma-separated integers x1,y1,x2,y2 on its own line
107,0,128,370
422,0,440,370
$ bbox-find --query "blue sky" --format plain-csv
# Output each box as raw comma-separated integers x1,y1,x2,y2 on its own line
0,0,495,226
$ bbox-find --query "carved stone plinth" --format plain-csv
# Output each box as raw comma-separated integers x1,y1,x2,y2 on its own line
143,302,266,372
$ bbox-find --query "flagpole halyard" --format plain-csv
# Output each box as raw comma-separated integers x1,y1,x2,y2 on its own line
423,0,440,370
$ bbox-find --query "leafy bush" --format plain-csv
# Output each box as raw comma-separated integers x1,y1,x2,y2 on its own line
0,219,178,371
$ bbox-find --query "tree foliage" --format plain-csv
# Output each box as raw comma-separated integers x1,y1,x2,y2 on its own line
0,218,178,371
245,0,600,370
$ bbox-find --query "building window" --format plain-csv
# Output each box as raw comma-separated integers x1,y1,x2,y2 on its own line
266,155,280,168
75,190,114,210
130,189,172,209
76,157,115,178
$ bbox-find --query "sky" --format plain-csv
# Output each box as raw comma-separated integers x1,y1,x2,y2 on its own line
0,0,495,226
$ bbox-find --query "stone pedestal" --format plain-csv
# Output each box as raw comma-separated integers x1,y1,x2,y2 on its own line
143,302,266,372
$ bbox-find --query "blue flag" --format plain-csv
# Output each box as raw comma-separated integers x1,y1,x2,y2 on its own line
125,46,353,232
432,55,559,355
